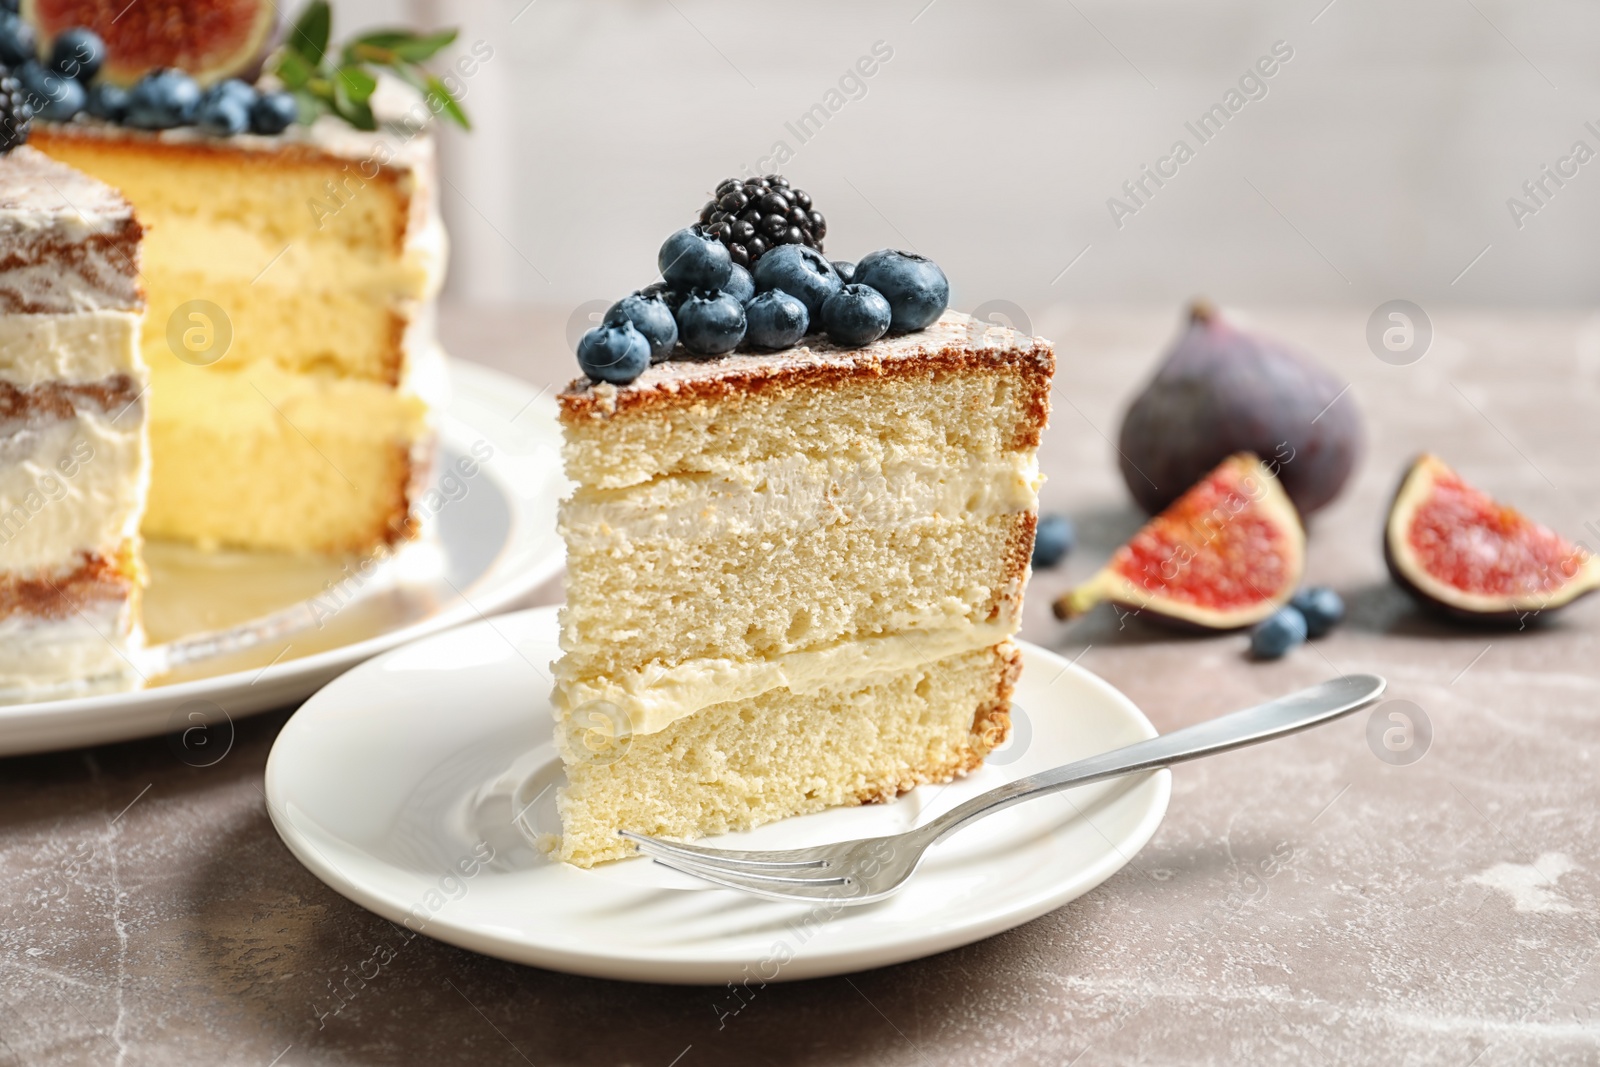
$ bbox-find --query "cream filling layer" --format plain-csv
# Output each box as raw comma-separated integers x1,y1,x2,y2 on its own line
553,612,1018,737
0,603,140,697
0,310,142,386
0,405,147,572
561,451,1042,547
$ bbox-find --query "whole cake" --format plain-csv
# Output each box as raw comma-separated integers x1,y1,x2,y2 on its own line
2,0,462,554
0,145,148,695
553,180,1054,866
0,0,466,697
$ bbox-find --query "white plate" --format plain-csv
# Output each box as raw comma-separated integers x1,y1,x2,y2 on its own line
0,360,567,757
265,607,1171,984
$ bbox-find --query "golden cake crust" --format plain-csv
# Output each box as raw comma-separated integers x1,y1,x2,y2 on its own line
559,311,1054,449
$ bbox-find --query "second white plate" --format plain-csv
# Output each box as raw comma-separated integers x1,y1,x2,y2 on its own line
265,607,1171,984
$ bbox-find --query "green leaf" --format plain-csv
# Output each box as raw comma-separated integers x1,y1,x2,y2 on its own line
334,64,377,104
333,74,376,129
353,27,457,61
343,42,398,66
423,73,470,130
390,29,457,62
352,30,413,49
273,48,314,90
334,95,377,131
292,89,325,124
288,0,332,66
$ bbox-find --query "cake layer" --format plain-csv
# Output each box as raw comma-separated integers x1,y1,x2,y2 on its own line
560,313,1053,490
0,147,143,315
0,542,139,619
0,607,141,695
555,615,1018,736
136,208,441,383
559,510,1035,690
0,542,142,695
562,450,1040,545
141,359,432,552
556,642,1018,867
559,643,1018,866
0,387,147,573
0,310,142,386
32,123,442,384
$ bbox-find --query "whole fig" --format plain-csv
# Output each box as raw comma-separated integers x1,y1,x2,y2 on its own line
1117,301,1362,516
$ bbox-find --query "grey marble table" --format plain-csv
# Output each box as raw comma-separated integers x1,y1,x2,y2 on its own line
2,304,1597,1066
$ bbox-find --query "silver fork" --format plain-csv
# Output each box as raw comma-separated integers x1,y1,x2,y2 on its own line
621,673,1385,905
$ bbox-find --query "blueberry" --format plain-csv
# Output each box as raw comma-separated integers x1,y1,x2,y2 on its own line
1289,587,1345,639
0,12,36,68
831,260,856,283
637,281,686,313
1032,513,1076,568
577,321,651,384
675,290,746,356
19,63,85,122
196,93,249,136
724,262,754,305
1249,607,1308,660
249,90,298,135
819,283,891,347
606,291,678,363
87,81,130,122
126,69,201,129
743,290,808,350
853,249,950,332
204,78,258,108
49,28,105,82
200,81,256,136
751,243,840,321
658,227,732,291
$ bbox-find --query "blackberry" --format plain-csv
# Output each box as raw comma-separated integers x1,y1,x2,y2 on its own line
697,175,825,268
0,66,30,155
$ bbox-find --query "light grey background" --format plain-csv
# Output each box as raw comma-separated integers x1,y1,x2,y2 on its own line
333,0,1600,310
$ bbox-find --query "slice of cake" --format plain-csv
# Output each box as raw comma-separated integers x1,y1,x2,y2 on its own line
31,120,443,554
553,311,1053,866
0,146,148,695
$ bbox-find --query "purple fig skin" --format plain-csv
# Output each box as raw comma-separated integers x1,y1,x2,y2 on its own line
1117,302,1363,517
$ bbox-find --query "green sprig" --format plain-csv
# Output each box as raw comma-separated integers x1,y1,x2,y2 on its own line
269,1,470,132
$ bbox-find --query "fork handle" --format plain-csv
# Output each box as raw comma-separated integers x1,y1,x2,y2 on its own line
920,673,1387,845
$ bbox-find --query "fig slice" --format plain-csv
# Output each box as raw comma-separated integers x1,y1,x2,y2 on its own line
1385,454,1600,624
1054,453,1305,630
22,0,279,87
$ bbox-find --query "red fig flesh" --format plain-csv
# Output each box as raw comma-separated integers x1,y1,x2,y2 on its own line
1055,453,1305,630
1385,454,1600,623
1118,302,1362,517
22,0,278,87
